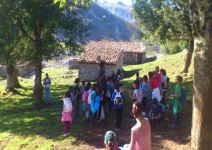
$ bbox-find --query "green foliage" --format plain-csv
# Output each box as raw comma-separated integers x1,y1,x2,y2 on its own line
161,40,188,54
133,0,191,54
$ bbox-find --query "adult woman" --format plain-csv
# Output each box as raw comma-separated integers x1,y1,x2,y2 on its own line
127,101,151,150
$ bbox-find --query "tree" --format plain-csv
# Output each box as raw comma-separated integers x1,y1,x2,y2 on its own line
0,0,22,91
6,0,91,108
191,0,212,149
133,0,194,73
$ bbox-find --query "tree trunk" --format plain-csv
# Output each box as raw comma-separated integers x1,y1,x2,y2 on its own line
6,64,21,90
33,26,45,109
33,59,44,109
191,0,212,149
182,37,194,73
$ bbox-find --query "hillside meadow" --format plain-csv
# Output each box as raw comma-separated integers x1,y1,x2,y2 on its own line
0,51,193,150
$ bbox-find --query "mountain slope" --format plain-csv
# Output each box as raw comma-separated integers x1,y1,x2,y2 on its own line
84,3,140,41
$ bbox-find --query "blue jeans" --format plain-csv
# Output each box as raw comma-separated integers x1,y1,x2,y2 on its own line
44,87,53,103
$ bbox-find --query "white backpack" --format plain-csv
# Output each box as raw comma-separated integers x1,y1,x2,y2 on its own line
63,97,73,112
114,90,123,105
88,91,94,104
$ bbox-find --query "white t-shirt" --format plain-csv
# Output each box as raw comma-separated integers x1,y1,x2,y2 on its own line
133,89,143,102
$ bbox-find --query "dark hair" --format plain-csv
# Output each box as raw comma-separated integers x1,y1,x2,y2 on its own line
132,101,142,118
115,83,120,90
143,75,148,82
136,72,139,77
160,69,166,76
155,66,159,72
87,82,91,88
92,83,97,90
82,81,86,85
64,91,70,98
75,78,80,84
132,101,143,118
148,71,154,80
176,75,183,83
152,98,159,105
133,80,139,89
69,86,74,92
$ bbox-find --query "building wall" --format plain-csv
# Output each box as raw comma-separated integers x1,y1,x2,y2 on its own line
123,52,138,64
123,52,146,64
79,57,123,81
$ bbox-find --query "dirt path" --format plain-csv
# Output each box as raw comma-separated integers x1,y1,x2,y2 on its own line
72,100,192,150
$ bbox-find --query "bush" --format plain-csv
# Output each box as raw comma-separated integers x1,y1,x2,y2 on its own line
161,40,188,54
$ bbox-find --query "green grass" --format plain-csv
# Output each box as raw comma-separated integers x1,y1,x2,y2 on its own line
0,51,193,150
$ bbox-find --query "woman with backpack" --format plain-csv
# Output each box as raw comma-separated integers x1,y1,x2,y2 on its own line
111,83,124,131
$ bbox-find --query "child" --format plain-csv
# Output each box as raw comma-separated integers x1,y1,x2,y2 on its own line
149,98,163,122
89,84,99,126
74,78,81,119
160,69,169,106
81,81,86,94
171,75,184,128
106,77,113,112
61,91,73,137
43,73,53,104
82,85,89,120
104,131,122,150
140,75,149,111
130,80,143,103
150,71,162,102
112,83,124,130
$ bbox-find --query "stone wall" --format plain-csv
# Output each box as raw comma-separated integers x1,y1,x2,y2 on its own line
123,52,138,64
123,52,146,64
0,63,35,77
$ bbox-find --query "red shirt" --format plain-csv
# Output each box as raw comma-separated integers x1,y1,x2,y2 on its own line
150,73,161,89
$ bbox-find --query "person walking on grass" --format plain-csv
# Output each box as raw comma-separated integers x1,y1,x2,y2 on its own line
61,91,73,137
112,83,124,131
43,73,53,104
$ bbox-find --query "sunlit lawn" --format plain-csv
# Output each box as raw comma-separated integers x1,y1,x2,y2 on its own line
0,51,193,150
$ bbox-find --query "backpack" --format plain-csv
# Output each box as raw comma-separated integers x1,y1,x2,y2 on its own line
180,87,187,103
114,91,123,105
88,91,94,104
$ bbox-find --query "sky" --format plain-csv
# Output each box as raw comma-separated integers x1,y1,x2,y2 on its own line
98,0,133,6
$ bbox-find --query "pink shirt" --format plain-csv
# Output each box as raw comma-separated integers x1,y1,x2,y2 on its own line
129,118,151,150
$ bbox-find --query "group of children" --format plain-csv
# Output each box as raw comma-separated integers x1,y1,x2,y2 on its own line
61,65,186,137
61,73,125,136
130,66,186,128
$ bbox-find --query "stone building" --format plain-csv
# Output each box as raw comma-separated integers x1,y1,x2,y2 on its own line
121,42,146,64
79,41,124,81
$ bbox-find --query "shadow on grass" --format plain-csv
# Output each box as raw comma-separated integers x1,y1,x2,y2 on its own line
0,79,193,149
122,68,142,79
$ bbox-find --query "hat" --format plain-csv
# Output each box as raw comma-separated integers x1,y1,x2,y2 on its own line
104,131,116,145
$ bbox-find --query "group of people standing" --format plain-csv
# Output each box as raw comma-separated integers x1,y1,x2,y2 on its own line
61,61,125,136
59,61,186,149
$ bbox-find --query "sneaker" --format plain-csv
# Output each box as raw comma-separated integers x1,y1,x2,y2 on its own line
67,132,70,136
64,133,68,137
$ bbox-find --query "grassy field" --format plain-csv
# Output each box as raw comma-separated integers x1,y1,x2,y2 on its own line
0,51,193,150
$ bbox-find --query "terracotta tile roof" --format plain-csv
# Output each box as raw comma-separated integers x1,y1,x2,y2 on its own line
120,41,145,53
80,40,145,65
80,41,124,65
